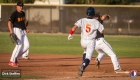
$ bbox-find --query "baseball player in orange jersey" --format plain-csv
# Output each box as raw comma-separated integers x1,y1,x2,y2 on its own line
8,1,30,67
94,13,125,73
68,7,104,77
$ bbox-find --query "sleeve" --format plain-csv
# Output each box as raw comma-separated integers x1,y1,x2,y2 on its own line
23,11,25,17
23,11,27,30
98,23,104,33
9,11,16,23
74,19,82,28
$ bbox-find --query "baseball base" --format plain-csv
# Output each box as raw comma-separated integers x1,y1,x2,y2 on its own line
115,71,130,74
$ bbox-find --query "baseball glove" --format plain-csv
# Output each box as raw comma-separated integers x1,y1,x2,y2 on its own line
10,33,19,44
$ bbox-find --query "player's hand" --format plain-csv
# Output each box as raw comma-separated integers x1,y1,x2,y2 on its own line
101,14,110,20
26,29,30,33
68,34,73,40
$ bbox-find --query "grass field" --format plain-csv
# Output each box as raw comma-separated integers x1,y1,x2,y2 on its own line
0,32,140,57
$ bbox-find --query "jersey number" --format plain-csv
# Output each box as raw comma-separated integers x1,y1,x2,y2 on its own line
86,24,91,33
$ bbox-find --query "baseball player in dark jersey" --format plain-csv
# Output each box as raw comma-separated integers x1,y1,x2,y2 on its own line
8,1,29,67
68,7,104,77
94,13,125,73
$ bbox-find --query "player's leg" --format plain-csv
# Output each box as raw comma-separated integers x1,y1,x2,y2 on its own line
22,30,29,59
95,39,106,69
9,28,23,67
96,51,105,62
95,43,106,62
95,48,105,69
82,48,86,61
101,39,121,70
22,49,29,59
78,40,95,76
17,32,30,59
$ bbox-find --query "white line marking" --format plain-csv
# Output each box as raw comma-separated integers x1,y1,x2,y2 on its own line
115,71,130,74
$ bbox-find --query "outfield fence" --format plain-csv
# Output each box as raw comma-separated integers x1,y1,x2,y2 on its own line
0,4,140,35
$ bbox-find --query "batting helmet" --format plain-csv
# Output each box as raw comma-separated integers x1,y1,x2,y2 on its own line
86,7,95,16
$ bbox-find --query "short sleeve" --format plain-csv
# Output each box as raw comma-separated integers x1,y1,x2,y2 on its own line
9,11,16,23
98,23,104,33
74,19,82,28
22,11,25,17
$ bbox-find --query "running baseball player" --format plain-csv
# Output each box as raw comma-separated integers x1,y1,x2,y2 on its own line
8,1,30,67
68,7,104,77
94,13,125,73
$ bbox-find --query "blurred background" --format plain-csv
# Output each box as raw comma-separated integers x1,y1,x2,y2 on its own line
0,0,140,35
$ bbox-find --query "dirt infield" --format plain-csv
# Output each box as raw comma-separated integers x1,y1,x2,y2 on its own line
0,54,140,80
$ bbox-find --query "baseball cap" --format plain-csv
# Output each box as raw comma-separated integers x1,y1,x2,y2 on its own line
17,1,24,6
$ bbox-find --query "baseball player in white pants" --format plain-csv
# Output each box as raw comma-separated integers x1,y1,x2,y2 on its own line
8,1,29,67
94,13,124,72
68,7,104,77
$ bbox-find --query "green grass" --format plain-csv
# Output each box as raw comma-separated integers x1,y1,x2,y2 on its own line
0,33,140,57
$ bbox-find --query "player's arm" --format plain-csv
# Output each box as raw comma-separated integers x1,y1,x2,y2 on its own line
8,12,15,34
24,12,29,33
8,20,13,34
68,25,78,40
98,24,104,34
70,25,78,34
24,19,29,33
99,14,109,34
100,30,104,34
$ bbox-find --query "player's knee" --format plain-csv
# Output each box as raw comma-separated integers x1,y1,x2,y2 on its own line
24,43,30,49
108,54,116,57
25,45,30,50
16,44,22,48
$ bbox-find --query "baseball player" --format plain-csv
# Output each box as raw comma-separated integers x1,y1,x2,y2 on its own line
94,13,124,72
68,7,104,77
8,1,30,67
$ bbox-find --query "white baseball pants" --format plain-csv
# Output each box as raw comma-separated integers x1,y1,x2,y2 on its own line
81,39,96,60
95,38,121,70
10,28,29,62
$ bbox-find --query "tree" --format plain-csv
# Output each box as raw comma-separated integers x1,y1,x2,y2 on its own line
87,0,95,4
65,0,138,5
0,0,35,3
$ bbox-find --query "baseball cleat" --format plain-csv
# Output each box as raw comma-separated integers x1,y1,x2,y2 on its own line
15,59,19,66
78,65,84,77
95,59,100,70
22,56,29,59
9,61,19,67
114,68,126,73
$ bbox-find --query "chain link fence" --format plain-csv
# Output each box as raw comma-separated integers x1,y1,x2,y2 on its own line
0,4,140,35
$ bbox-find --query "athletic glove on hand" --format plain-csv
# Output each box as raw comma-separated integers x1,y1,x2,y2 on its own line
10,33,19,44
68,34,73,40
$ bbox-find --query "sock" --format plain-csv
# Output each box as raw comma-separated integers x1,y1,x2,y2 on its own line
83,53,86,61
82,59,90,70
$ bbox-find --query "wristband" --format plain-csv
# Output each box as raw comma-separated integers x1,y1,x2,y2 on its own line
70,29,74,35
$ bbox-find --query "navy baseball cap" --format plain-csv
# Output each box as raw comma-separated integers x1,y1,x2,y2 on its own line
17,1,24,6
